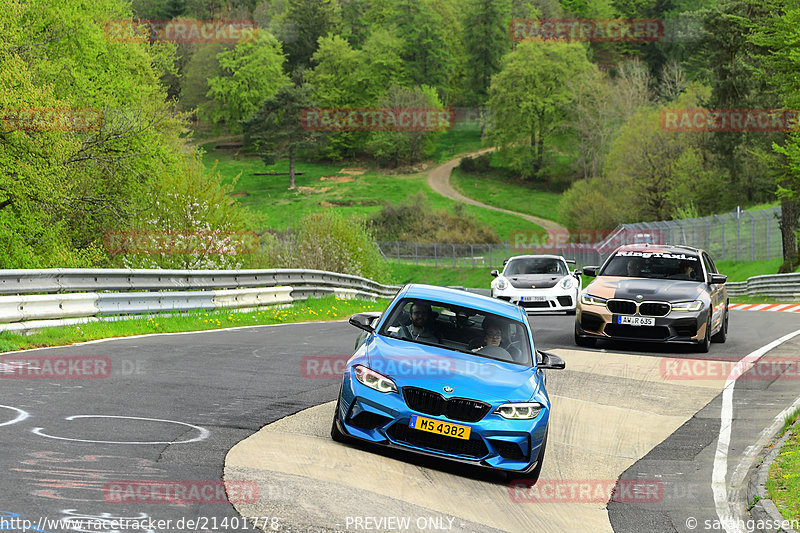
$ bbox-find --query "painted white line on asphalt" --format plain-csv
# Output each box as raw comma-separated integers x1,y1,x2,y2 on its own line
0,405,30,427
713,328,800,533
32,415,210,445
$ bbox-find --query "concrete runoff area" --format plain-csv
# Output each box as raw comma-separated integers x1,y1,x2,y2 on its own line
226,348,727,533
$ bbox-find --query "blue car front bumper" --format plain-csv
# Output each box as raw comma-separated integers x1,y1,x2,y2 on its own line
335,372,549,473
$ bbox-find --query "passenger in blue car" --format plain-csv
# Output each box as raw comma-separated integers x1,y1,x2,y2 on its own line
399,302,441,343
470,317,523,362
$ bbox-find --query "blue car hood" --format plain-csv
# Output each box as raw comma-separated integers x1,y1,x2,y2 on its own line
365,335,539,403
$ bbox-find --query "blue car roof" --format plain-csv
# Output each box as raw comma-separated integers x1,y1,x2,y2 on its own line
397,284,524,322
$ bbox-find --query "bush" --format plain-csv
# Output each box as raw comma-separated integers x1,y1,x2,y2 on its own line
112,154,256,270
265,211,389,283
458,153,491,173
368,192,500,243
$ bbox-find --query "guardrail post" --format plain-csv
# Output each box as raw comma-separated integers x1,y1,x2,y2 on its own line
489,246,493,268
744,211,755,261
687,218,699,248
396,241,400,264
434,243,438,267
470,245,475,268
766,210,771,259
736,213,741,261
713,215,725,260
415,242,418,266
452,244,456,268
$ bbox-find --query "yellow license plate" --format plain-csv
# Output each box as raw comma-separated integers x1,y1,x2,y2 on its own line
409,415,471,440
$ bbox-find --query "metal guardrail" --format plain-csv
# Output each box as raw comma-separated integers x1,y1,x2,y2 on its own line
725,273,800,300
0,269,401,332
0,268,399,297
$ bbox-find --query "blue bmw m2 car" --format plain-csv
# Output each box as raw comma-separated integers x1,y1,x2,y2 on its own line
331,284,565,480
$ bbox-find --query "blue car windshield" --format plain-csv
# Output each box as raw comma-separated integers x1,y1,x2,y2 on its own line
378,298,533,366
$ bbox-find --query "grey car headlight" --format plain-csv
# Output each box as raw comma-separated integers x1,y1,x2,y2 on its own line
671,300,704,312
495,402,544,420
496,278,508,290
560,276,575,290
580,293,607,306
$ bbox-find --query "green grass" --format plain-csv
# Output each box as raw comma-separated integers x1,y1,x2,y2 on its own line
715,259,785,282
0,296,387,354
782,408,800,436
728,295,799,304
429,129,484,163
743,200,780,211
450,167,565,226
201,148,544,238
767,419,800,522
388,263,495,288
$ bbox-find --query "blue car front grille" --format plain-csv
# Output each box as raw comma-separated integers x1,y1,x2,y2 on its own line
402,387,491,423
387,423,489,458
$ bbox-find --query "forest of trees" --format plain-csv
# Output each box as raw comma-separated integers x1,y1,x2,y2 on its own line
3,0,800,269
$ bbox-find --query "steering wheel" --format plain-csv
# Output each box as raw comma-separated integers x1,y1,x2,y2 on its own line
474,344,513,362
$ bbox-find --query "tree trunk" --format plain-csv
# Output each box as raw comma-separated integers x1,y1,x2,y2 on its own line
288,146,296,189
532,113,544,177
779,196,799,271
536,125,544,176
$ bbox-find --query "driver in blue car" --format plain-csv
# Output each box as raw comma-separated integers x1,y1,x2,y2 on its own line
399,302,441,343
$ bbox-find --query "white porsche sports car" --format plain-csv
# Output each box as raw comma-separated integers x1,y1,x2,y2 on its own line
491,255,581,315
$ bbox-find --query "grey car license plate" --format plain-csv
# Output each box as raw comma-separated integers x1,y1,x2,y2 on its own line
616,315,655,326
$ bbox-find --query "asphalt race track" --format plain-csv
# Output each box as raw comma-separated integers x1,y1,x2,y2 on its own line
1,310,799,533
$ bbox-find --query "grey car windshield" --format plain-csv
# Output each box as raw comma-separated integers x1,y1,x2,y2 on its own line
601,252,703,281
505,258,568,276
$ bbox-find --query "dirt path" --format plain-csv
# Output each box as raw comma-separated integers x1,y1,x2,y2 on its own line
426,148,567,233
186,134,243,149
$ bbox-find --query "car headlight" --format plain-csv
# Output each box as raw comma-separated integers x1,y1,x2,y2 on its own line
671,300,704,312
354,365,397,393
560,277,575,290
580,293,607,306
495,402,544,420
496,278,508,290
